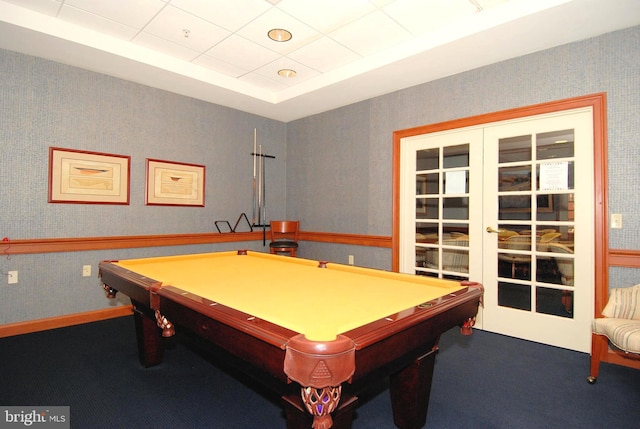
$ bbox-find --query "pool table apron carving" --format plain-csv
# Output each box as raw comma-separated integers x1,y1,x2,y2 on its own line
99,251,482,429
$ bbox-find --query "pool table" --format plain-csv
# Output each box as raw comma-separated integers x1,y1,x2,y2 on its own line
99,250,482,429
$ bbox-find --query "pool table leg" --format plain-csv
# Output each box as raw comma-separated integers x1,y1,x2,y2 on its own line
132,306,165,368
389,346,438,429
282,394,357,429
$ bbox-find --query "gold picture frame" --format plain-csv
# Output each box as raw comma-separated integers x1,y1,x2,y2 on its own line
48,147,130,204
145,158,205,207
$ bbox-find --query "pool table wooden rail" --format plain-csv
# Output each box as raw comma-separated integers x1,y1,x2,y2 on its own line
156,281,482,379
99,258,483,429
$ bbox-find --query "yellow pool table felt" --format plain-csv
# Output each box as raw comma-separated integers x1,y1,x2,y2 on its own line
115,251,464,341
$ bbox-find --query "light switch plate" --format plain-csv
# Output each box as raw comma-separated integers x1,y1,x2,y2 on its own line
611,213,622,229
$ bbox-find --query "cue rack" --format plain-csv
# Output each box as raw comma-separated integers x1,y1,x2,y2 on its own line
251,128,275,245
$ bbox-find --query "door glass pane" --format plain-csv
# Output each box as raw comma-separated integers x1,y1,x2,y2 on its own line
499,135,531,163
536,130,574,159
416,271,440,278
444,223,469,238
536,193,554,215
498,252,531,280
443,144,469,168
416,148,439,170
497,224,530,237
416,198,438,219
536,161,574,190
536,194,569,221
443,197,469,219
417,173,439,194
442,248,469,273
444,170,468,193
498,282,531,311
499,195,532,220
536,255,560,283
499,165,532,191
416,246,437,270
550,252,574,286
537,287,572,318
416,223,438,241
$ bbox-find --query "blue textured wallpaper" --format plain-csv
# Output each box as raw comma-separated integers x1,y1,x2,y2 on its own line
1,25,638,325
0,51,287,239
288,25,640,262
0,50,286,324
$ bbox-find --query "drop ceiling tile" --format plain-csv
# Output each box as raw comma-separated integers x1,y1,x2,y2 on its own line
288,36,360,73
192,54,250,78
64,0,166,29
253,56,320,86
475,0,510,9
383,0,478,36
383,0,478,35
369,0,395,7
202,34,280,72
141,4,230,52
276,0,375,34
57,5,139,40
238,72,288,93
3,0,637,122
133,31,200,61
330,10,412,56
3,0,61,16
169,0,271,32
236,7,321,54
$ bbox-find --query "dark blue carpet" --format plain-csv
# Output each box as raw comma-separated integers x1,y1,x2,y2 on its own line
0,316,638,428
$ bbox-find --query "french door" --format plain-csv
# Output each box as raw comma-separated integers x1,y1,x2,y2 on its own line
399,108,594,352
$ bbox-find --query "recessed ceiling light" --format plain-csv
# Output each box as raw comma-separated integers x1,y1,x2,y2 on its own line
278,69,297,78
268,28,292,42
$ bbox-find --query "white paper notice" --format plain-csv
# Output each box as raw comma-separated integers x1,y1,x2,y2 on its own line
539,162,568,191
445,171,466,194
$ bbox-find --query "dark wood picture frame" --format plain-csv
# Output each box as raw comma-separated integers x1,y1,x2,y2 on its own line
145,158,205,207
48,147,130,205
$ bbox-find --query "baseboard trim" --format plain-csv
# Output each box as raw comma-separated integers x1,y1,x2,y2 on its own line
0,306,133,338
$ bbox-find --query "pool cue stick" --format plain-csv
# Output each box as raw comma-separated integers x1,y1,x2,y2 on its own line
252,129,257,225
261,147,267,245
258,144,262,226
262,149,266,225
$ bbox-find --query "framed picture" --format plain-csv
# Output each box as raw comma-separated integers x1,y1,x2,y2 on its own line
146,158,205,207
48,147,130,204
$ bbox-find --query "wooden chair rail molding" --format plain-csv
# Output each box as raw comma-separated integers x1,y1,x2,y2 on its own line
0,231,392,338
2,231,393,255
0,235,637,338
609,249,640,268
2,234,636,266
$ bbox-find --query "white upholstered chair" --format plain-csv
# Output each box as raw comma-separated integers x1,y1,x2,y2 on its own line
588,284,640,383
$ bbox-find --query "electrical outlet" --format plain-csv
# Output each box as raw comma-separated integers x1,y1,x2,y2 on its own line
82,265,91,277
348,255,354,265
8,270,18,284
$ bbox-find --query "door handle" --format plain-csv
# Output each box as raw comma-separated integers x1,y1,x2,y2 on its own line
486,227,503,234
